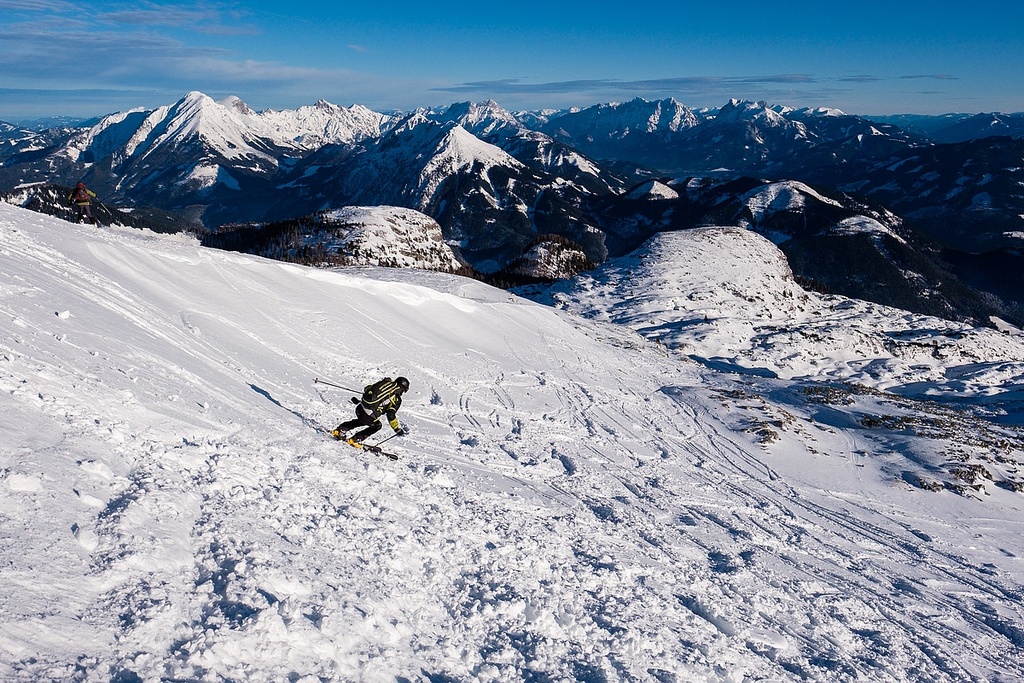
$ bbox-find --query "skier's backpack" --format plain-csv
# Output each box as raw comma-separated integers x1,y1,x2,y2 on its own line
361,378,398,412
72,185,89,203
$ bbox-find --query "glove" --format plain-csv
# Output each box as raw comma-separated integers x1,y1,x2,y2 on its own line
350,397,360,404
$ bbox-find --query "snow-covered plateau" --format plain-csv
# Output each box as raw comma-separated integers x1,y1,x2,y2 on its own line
1,203,1023,682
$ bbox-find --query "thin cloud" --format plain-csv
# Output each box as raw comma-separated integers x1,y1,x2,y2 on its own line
3,0,257,36
0,26,228,74
900,74,958,81
0,0,77,10
437,74,819,97
99,2,259,36
732,74,817,84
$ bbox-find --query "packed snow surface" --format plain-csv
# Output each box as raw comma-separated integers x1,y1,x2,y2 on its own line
2,205,1023,682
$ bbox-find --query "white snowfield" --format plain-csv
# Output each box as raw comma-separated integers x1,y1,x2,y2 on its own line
536,227,1024,398
1,203,1023,682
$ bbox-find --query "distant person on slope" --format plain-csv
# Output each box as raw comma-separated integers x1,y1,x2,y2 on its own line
68,181,97,224
332,376,409,446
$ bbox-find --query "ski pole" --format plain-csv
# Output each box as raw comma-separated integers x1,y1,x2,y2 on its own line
374,431,402,447
314,377,361,393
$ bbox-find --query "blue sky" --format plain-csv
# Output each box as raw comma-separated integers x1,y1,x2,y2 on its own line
2,0,1022,120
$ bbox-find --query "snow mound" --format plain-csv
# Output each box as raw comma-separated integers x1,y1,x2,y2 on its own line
829,215,907,243
741,180,843,224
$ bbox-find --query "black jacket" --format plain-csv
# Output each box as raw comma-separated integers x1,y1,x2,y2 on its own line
361,378,403,428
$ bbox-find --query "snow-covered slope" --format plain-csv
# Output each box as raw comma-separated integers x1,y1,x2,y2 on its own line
2,204,1023,682
544,97,700,139
432,100,525,138
249,98,392,148
69,92,390,167
47,92,394,208
534,226,1024,398
739,180,844,226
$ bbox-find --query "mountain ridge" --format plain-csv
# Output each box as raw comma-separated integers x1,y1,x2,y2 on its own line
2,91,1023,326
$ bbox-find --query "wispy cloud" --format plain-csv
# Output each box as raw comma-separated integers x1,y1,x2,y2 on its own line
0,19,412,117
99,2,258,36
900,74,958,81
0,0,77,10
1,0,257,35
437,74,819,97
0,1,265,108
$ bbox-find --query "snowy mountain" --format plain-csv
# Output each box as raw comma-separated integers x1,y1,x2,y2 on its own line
529,226,1024,404
75,92,391,167
3,91,1024,326
541,97,701,140
0,92,395,219
267,113,610,274
875,112,1024,143
539,98,921,177
430,100,526,138
837,136,1024,252
250,98,393,149
832,137,1024,325
580,176,1003,326
2,203,1023,681
0,120,37,144
428,101,618,195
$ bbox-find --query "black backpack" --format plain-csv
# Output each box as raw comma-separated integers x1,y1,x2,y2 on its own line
361,378,399,413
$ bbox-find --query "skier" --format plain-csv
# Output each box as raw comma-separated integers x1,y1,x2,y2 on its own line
68,182,97,224
332,376,409,446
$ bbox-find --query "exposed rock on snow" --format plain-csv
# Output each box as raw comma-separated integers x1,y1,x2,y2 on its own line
321,206,463,271
499,234,593,281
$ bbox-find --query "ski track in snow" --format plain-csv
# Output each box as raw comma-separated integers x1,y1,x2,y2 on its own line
1,204,1023,682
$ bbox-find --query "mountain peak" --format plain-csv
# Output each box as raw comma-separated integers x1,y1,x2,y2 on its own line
220,95,255,116
436,100,522,137
179,90,215,108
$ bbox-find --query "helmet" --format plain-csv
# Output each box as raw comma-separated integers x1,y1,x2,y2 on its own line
76,181,86,188
395,376,410,392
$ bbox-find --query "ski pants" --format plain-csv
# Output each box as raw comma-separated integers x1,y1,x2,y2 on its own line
74,204,94,223
338,405,383,442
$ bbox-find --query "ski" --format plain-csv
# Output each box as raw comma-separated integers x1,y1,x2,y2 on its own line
360,443,399,461
331,433,399,460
